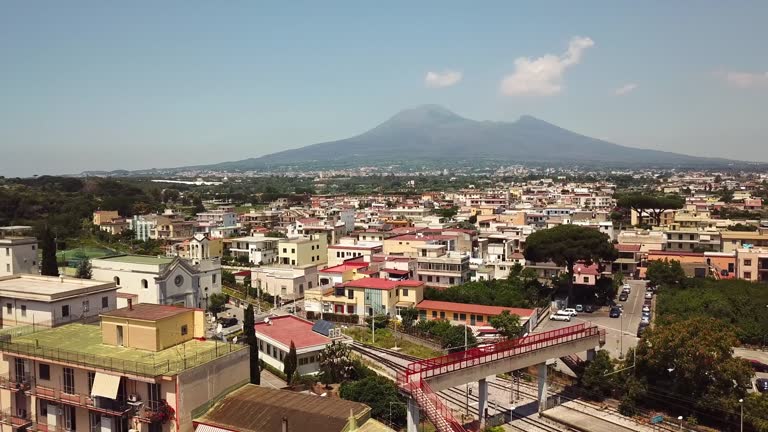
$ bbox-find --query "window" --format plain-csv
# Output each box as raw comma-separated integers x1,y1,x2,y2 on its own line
308,281,312,289
745,259,752,266
141,279,148,289
403,289,409,297
583,277,589,283
61,305,70,317
212,274,217,284
282,248,287,253
460,313,466,321
39,364,50,381
102,296,109,309
477,315,484,322
347,289,354,299
82,300,90,313
745,272,752,279
4,248,8,256
148,382,161,404
20,305,26,317
311,256,315,262
114,276,120,285
449,277,455,285
63,405,76,431
299,284,304,293
181,325,188,336
5,303,11,314
427,276,433,282
432,311,437,318
291,248,295,253
88,371,95,393
440,311,445,319
63,367,75,394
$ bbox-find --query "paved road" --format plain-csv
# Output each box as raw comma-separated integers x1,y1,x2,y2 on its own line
535,279,650,360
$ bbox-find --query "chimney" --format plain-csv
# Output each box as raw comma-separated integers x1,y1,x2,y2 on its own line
127,298,133,311
282,417,288,432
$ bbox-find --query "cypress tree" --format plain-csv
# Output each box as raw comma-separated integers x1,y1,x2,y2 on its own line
243,304,260,384
284,341,298,385
40,226,59,277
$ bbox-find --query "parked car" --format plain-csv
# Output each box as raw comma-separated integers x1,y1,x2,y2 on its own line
583,304,595,313
642,311,651,319
619,292,629,301
217,317,238,327
644,298,653,306
575,304,584,312
757,378,768,393
749,359,768,373
609,307,622,318
550,311,572,322
646,284,654,292
645,292,653,299
640,316,651,325
642,305,651,313
562,308,578,317
637,325,648,337
622,283,631,291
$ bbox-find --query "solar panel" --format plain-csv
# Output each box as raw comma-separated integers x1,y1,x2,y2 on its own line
311,319,336,337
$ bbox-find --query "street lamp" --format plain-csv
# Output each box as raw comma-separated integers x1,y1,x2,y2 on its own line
739,398,744,432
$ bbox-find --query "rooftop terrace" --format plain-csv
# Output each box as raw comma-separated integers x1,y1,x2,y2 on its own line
0,323,244,377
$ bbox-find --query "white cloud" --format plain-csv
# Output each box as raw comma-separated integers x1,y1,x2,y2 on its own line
615,83,638,96
724,71,768,89
500,36,594,96
425,70,463,88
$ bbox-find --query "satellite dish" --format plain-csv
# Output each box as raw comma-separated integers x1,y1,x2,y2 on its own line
216,324,223,334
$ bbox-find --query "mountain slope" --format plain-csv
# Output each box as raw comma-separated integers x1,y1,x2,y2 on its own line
211,105,729,169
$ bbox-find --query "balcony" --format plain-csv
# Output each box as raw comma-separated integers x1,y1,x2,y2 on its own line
0,409,33,429
31,384,133,417
0,373,33,392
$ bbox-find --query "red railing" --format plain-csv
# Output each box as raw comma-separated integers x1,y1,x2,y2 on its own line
399,376,466,432
404,323,603,382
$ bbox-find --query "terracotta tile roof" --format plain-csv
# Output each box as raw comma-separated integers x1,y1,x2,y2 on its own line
573,263,600,276
416,300,535,318
254,315,329,350
616,244,642,252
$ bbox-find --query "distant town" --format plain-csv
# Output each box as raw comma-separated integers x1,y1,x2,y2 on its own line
0,167,766,432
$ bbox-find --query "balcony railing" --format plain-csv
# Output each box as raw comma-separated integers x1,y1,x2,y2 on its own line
0,372,34,392
0,409,33,429
32,384,133,417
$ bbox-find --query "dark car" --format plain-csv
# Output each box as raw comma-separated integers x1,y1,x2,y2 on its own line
637,325,648,337
749,359,768,373
609,307,622,318
756,378,768,393
583,304,595,313
217,317,238,327
619,292,629,301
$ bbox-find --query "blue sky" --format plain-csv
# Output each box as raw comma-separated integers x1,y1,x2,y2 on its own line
1,1,766,176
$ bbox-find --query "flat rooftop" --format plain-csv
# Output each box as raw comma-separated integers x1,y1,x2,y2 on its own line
0,275,117,302
94,254,175,266
1,322,244,377
101,303,195,321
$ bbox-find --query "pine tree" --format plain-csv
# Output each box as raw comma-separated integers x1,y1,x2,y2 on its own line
40,226,59,277
243,304,260,384
75,257,92,279
283,341,298,385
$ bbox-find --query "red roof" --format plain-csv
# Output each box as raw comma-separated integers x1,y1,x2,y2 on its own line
341,278,423,291
297,218,321,224
234,270,251,276
254,315,330,350
416,300,535,318
573,263,600,276
320,263,369,273
616,244,642,252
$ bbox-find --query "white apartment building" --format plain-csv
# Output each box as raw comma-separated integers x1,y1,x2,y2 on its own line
0,275,118,328
0,227,38,277
91,255,222,310
224,235,281,265
251,264,318,301
196,210,237,227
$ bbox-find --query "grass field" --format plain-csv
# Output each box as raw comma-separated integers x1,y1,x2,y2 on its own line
343,327,443,359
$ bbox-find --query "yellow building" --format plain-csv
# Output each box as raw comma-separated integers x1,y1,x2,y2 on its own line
0,303,248,432
308,279,424,320
93,211,121,226
382,234,455,257
278,235,328,267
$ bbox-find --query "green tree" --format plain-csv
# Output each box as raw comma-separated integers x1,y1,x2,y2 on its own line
635,317,753,417
442,324,477,353
318,340,355,385
243,304,260,384
75,257,92,279
646,259,686,288
283,341,298,385
192,196,206,215
488,311,522,339
523,224,617,300
221,270,236,286
719,186,734,203
580,350,615,400
399,307,419,330
340,375,406,426
616,193,684,226
40,226,59,277
207,292,228,315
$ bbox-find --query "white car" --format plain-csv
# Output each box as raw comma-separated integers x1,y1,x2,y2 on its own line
640,316,651,324
642,305,651,313
562,308,578,317
645,292,653,299
550,311,572,322
622,283,631,291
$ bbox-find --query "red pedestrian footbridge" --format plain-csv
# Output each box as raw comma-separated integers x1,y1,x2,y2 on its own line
398,323,606,432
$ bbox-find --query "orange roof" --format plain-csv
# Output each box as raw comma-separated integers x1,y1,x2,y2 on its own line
416,300,535,318
341,278,423,291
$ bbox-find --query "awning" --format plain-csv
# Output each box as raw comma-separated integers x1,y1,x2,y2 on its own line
195,424,235,432
91,372,121,399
